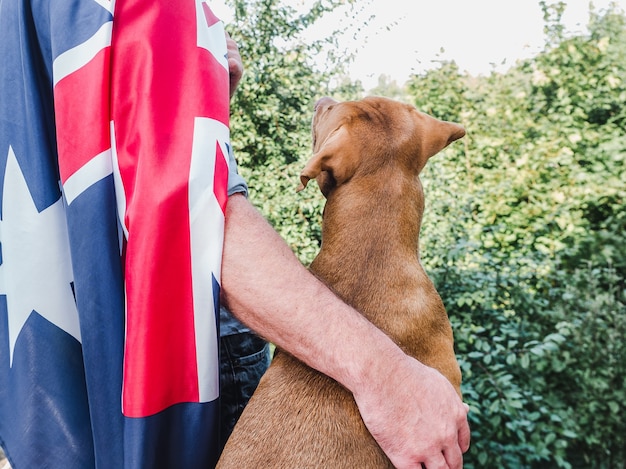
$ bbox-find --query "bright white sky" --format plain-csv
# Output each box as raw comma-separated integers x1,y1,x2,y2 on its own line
213,0,626,90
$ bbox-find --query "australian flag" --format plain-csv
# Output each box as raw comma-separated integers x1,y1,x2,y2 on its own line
0,0,231,467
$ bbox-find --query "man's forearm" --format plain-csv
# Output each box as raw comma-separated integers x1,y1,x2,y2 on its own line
220,193,402,392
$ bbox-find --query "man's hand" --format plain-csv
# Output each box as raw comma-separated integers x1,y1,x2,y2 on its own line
225,31,243,99
353,355,470,469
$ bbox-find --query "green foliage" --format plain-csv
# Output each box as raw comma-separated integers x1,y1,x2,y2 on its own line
227,0,626,466
407,4,626,467
227,0,323,168
225,0,349,260
368,74,408,101
226,0,368,261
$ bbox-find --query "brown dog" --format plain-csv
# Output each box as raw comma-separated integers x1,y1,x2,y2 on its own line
217,96,465,468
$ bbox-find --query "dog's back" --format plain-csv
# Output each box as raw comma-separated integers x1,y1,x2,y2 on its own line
217,97,465,468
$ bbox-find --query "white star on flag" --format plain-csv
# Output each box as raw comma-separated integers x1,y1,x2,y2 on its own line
0,146,81,366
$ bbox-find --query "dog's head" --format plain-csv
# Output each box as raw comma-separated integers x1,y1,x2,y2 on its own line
297,96,465,196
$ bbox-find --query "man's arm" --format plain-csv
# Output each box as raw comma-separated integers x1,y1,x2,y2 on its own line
220,193,470,469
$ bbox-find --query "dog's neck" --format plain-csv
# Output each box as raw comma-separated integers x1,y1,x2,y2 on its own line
317,173,425,264
309,170,433,325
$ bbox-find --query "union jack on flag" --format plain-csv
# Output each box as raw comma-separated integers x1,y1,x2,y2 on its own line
0,0,233,466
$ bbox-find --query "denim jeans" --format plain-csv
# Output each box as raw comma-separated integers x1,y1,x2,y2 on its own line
218,332,271,453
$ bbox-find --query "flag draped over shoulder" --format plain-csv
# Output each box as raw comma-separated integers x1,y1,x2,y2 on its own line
0,0,231,467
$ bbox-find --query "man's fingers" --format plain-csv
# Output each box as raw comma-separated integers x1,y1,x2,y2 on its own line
223,31,243,98
442,444,463,469
422,452,448,469
458,413,471,453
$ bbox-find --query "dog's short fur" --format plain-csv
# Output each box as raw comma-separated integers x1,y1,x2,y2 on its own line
217,96,465,468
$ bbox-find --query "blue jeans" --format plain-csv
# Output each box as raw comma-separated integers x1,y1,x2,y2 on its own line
219,332,271,453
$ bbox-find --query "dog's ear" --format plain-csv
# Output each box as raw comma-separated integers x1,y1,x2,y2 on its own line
423,117,466,159
296,126,357,195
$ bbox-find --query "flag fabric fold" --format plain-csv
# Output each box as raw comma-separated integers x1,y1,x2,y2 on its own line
0,0,231,467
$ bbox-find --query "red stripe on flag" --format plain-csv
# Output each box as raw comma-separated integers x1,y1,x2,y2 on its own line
214,142,228,213
111,0,229,417
202,2,220,28
54,47,111,183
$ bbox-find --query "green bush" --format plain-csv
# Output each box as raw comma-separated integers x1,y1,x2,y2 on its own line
410,5,626,467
